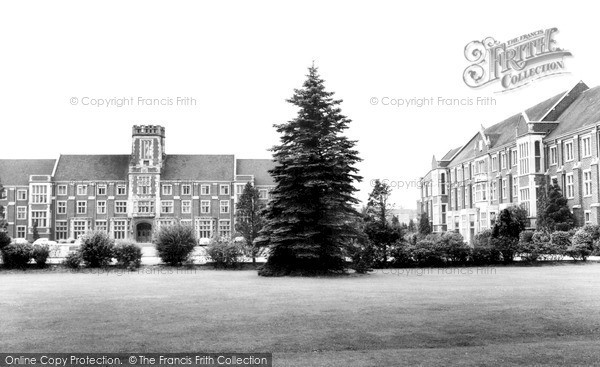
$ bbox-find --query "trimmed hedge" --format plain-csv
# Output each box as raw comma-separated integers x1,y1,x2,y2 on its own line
80,230,115,267
1,242,33,268
206,238,245,269
32,244,50,268
114,241,143,269
154,224,197,266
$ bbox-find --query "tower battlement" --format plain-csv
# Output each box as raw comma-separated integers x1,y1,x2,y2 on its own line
132,125,165,137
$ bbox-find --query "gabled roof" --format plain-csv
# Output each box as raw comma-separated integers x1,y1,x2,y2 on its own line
544,86,600,140
0,159,56,186
53,155,130,181
162,155,235,181
236,159,275,186
440,147,461,161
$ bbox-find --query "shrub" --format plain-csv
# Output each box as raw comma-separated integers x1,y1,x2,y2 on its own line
581,224,600,242
206,238,245,269
566,228,594,261
1,243,33,268
549,231,571,259
64,251,81,269
389,241,414,267
518,230,550,262
114,241,143,269
438,232,470,264
32,244,50,268
154,223,197,266
411,239,444,267
471,229,502,265
80,230,115,267
0,231,11,251
349,239,375,274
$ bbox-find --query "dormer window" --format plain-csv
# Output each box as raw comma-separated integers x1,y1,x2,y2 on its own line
478,140,483,151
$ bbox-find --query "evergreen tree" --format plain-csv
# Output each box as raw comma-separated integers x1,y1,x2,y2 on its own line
256,65,362,276
537,178,577,231
418,212,432,236
235,182,266,264
492,205,528,262
364,180,401,266
391,215,400,228
408,219,416,233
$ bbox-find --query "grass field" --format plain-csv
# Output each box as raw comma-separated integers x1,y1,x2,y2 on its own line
1,263,600,366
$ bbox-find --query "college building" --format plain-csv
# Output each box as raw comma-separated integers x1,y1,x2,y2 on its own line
418,81,600,243
0,125,275,243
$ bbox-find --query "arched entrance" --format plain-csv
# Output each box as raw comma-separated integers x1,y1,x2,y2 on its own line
136,222,153,243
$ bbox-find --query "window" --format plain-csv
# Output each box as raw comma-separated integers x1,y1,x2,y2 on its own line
480,212,487,230
57,201,66,215
582,136,592,158
32,211,48,227
136,200,154,214
440,173,446,195
73,220,88,239
31,185,48,204
57,185,67,196
115,201,128,214
441,204,447,225
97,200,107,214
16,226,26,239
220,200,230,213
475,182,487,202
534,141,541,173
492,156,498,172
258,189,268,199
140,139,153,159
200,200,211,214
182,200,191,214
566,173,574,199
161,200,174,214
0,189,5,200
501,179,507,199
77,185,87,196
236,184,245,199
220,184,230,195
565,141,574,162
181,185,191,196
95,220,108,232
511,149,517,167
585,211,592,224
549,146,557,165
500,153,507,170
113,220,127,239
16,206,27,220
490,212,497,227
55,221,68,240
162,184,173,196
76,201,87,214
196,219,213,239
97,185,107,196
490,181,497,201
520,188,530,215
201,185,210,195
513,178,518,198
219,219,231,238
17,190,27,201
137,176,151,195
180,219,192,227
519,142,529,175
117,185,127,196
584,170,592,197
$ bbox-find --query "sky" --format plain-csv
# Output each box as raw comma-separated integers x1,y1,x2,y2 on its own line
0,0,598,209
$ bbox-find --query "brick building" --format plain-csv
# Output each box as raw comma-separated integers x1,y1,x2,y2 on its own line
0,125,275,243
418,81,600,243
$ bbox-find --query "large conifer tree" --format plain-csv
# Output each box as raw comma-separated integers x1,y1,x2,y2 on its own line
257,65,362,276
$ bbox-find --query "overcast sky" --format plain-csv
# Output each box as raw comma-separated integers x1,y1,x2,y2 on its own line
0,0,597,209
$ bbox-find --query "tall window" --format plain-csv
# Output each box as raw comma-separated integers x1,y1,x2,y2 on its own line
136,200,154,214
534,141,541,173
73,220,88,239
511,149,517,167
113,220,127,239
182,200,191,214
161,200,174,214
97,201,107,214
32,211,48,227
16,226,26,238
565,141,574,161
519,142,529,175
501,179,507,199
31,185,48,204
55,221,68,240
441,204,447,225
513,178,518,198
584,171,592,197
520,188,530,215
77,201,87,214
492,156,498,171
219,219,231,238
115,201,128,214
500,152,506,170
582,136,592,157
17,206,27,220
200,200,211,214
57,201,66,215
220,200,230,213
95,220,108,232
566,174,574,198
490,181,496,201
196,219,213,239
549,146,557,165
138,176,151,195
140,139,153,159
440,173,446,195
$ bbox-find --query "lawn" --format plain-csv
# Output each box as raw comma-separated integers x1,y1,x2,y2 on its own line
1,263,600,366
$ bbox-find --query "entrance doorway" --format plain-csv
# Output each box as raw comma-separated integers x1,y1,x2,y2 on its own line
136,222,153,243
